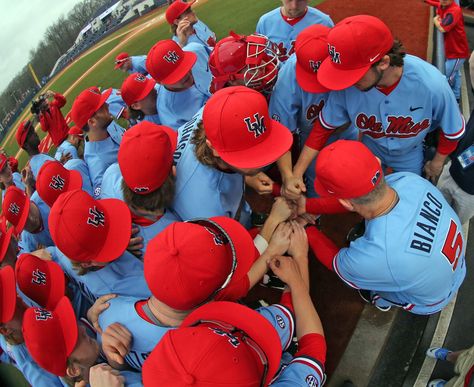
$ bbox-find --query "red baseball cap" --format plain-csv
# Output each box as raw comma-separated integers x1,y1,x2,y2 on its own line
8,156,19,173
15,253,65,310
146,40,197,85
2,186,30,235
120,73,157,106
118,122,177,194
142,301,282,387
67,126,83,137
317,15,393,91
49,189,131,263
36,161,83,208
314,140,382,199
114,52,130,69
203,86,293,169
165,0,196,24
0,266,16,324
0,217,14,263
0,154,8,171
144,217,257,310
295,24,331,93
70,87,112,129
22,296,78,377
16,120,32,148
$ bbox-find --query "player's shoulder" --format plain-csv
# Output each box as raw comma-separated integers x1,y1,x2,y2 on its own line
402,55,447,88
306,6,333,22
257,7,281,25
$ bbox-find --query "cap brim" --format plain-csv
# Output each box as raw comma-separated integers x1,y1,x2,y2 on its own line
0,266,17,323
98,88,113,110
217,119,293,169
295,62,329,93
0,226,14,263
55,297,78,358
313,176,333,197
94,199,131,263
46,261,66,310
317,57,370,91
114,61,126,70
210,216,258,286
161,51,197,85
14,195,30,236
128,79,156,105
183,301,282,385
67,170,83,193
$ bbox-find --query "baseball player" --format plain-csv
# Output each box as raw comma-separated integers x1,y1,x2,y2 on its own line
48,189,150,305
166,0,216,48
256,0,334,62
142,239,326,386
30,90,69,147
15,120,55,179
53,126,84,162
306,140,466,314
114,52,148,75
293,15,465,195
208,31,280,95
270,24,357,199
146,39,212,130
425,0,470,101
22,296,142,386
3,186,54,254
0,266,67,387
92,215,294,371
0,153,25,200
120,72,161,125
0,217,16,268
70,87,125,198
172,86,293,225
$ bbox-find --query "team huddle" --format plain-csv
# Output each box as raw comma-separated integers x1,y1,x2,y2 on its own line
0,0,469,386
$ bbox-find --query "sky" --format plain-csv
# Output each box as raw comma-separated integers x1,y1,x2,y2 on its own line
0,0,83,94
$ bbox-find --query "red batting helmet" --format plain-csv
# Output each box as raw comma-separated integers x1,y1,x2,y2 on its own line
209,32,280,94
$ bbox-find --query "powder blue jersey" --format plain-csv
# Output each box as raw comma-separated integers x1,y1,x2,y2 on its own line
29,153,55,179
100,162,124,201
49,246,150,305
156,42,211,130
319,55,465,174
106,88,127,119
1,173,25,201
84,121,125,198
256,6,333,62
172,109,251,224
136,211,179,255
63,159,93,196
130,55,148,75
333,172,466,314
172,19,216,48
269,54,357,196
54,140,78,161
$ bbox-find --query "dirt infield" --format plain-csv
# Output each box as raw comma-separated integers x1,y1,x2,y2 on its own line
318,0,431,60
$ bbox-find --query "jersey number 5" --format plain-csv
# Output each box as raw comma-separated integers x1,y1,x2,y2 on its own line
441,219,463,271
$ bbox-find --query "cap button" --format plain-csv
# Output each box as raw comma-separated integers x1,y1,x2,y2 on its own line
169,248,179,256
183,374,195,384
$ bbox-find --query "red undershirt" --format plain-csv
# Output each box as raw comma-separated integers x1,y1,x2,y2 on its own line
280,8,307,26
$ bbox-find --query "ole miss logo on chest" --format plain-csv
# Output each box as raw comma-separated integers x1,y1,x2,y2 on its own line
355,113,430,139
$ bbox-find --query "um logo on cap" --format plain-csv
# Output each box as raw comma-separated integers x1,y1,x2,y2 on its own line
163,50,180,64
244,113,266,138
309,60,321,73
32,269,47,285
8,203,20,215
49,175,65,191
135,74,147,82
87,206,105,227
328,45,341,64
209,327,241,348
34,309,52,321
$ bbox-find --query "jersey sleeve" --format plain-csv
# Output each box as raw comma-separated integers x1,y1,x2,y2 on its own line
333,237,395,291
440,8,462,32
318,91,351,130
257,304,295,352
271,354,325,386
431,77,465,140
269,60,299,132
